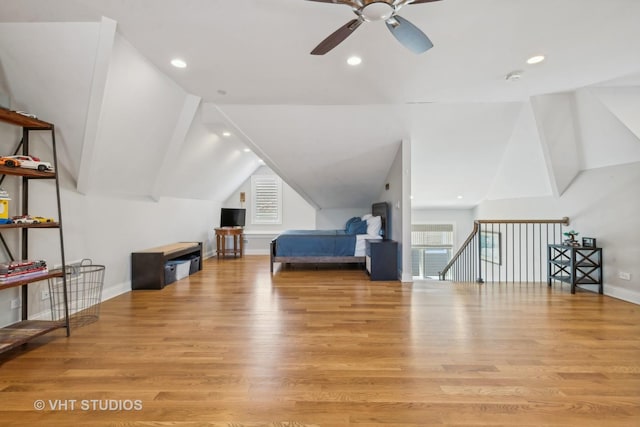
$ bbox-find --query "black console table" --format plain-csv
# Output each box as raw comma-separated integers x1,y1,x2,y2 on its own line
547,244,603,294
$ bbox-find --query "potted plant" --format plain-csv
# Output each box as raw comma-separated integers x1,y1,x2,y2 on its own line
563,230,579,246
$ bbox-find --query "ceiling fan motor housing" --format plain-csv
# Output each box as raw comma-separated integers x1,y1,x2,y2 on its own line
358,1,396,22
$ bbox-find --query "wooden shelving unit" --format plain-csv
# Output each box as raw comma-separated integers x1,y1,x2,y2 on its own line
0,108,69,353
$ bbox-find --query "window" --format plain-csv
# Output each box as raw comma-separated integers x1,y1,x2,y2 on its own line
251,175,282,224
411,223,454,279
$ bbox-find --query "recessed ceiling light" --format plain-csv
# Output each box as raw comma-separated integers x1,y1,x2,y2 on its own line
526,55,545,65
457,195,463,199
243,148,251,153
222,131,231,137
347,56,362,66
171,58,187,68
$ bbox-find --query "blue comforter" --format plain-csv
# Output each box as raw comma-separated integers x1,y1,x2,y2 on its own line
274,230,356,257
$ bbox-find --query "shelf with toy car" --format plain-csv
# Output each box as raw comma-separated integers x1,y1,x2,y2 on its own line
0,108,53,129
0,211,58,228
0,222,59,229
0,164,55,178
0,154,53,172
0,107,69,354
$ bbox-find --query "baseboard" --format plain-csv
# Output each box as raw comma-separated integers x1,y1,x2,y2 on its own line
604,285,640,305
244,249,270,256
101,280,132,302
400,271,413,283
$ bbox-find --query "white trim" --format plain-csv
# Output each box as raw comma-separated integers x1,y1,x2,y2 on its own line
243,231,283,236
101,280,132,302
604,285,640,305
244,249,270,255
401,271,413,283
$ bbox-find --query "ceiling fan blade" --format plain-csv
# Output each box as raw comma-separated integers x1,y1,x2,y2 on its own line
394,0,442,6
311,19,363,55
306,0,359,5
385,15,433,54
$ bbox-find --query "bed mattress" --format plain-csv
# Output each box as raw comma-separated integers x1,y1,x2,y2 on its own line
274,230,356,257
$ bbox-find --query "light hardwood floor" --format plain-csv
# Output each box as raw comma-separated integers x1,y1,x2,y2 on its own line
1,255,639,426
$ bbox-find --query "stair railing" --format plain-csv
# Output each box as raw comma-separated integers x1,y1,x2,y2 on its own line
439,218,570,283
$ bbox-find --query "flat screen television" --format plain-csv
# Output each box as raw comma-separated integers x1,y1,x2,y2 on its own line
220,208,246,228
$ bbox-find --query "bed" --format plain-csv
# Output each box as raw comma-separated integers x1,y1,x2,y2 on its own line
270,202,390,272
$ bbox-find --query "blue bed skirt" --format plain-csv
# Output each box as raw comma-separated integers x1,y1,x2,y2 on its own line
274,230,356,257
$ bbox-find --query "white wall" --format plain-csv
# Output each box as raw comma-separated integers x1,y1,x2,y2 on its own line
0,123,220,328
531,93,582,197
475,161,640,304
486,102,553,201
316,208,368,230
84,33,186,196
0,21,236,327
377,140,409,281
223,166,316,254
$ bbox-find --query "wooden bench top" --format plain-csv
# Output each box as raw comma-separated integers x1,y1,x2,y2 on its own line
135,242,201,255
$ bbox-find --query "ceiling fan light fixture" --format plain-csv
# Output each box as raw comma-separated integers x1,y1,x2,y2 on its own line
360,2,395,22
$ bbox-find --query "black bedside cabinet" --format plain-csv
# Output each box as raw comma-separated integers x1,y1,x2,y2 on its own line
365,240,398,281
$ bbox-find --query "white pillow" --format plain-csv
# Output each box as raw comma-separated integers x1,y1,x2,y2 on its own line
366,215,382,236
361,214,372,221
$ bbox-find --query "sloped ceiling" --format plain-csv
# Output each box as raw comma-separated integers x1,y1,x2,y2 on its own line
575,86,640,170
0,22,100,178
212,104,407,209
1,0,640,209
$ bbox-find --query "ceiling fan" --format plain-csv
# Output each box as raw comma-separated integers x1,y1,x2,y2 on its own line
307,0,442,55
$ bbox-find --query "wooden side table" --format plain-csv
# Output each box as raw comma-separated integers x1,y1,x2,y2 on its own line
215,227,244,258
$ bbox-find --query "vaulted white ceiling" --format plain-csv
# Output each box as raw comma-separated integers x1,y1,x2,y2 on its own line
1,0,640,209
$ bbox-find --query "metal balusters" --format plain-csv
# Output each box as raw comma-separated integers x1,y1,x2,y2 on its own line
439,218,570,284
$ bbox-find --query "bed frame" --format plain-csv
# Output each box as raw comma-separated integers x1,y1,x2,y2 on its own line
270,202,390,272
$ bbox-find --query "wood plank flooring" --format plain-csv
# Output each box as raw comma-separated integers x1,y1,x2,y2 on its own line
0,255,638,426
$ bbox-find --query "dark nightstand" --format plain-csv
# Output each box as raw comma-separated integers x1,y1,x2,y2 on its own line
365,240,398,281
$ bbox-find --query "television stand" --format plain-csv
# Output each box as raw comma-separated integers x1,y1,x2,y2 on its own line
215,227,244,258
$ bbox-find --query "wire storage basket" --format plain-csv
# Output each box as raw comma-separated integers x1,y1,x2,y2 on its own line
48,259,105,329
